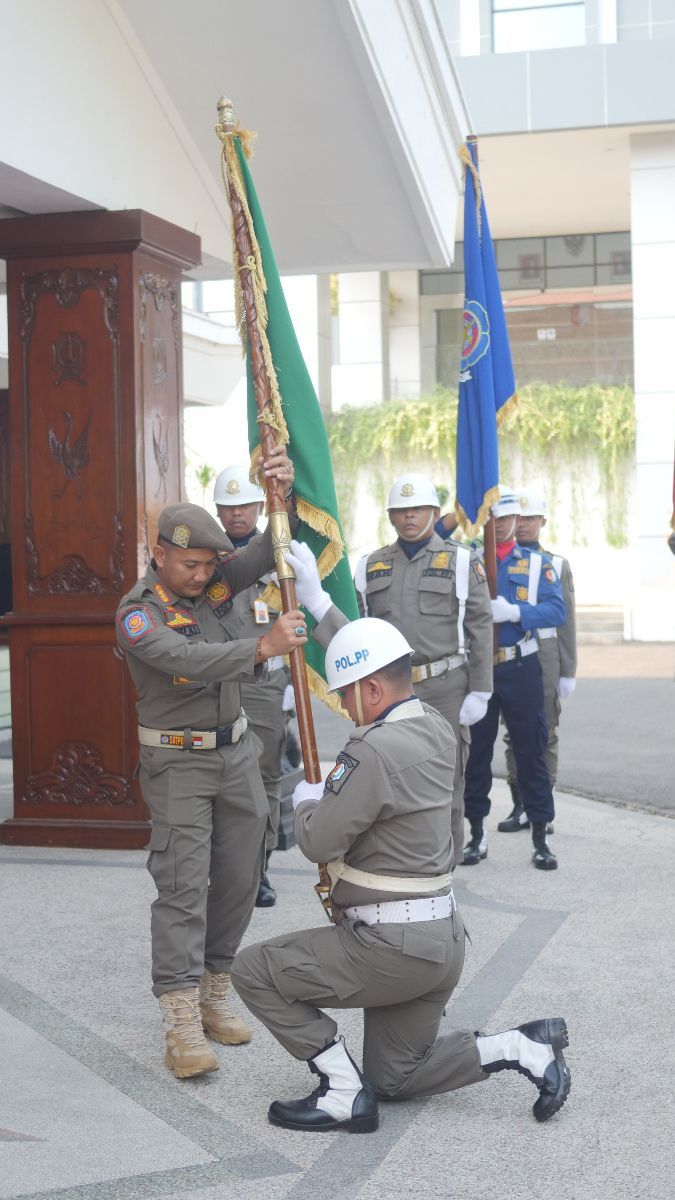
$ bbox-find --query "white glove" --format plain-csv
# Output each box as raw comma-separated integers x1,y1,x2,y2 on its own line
491,596,520,623
459,691,491,726
557,677,576,700
292,779,325,810
284,540,332,621
282,684,295,713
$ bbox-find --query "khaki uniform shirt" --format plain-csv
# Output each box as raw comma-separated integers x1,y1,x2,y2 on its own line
116,525,279,731
220,539,289,697
358,533,493,693
536,548,577,680
295,604,455,911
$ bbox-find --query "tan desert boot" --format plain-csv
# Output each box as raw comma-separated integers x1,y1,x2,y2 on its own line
159,987,219,1078
200,969,252,1045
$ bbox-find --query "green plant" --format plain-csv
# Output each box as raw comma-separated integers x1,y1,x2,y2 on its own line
195,462,216,505
329,384,635,547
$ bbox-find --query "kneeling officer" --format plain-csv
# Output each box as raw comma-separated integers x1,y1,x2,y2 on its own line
231,549,571,1133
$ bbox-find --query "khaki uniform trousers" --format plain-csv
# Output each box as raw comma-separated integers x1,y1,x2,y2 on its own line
505,641,561,788
141,733,268,997
414,663,470,866
231,909,486,1101
241,677,286,854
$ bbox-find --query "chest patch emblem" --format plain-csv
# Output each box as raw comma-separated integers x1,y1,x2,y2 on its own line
431,551,450,571
120,608,155,642
508,560,529,575
367,560,392,580
164,608,201,637
205,578,233,618
516,586,529,601
325,751,359,795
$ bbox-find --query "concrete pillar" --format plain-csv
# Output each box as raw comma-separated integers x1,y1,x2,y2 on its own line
389,270,421,400
628,132,675,641
332,271,389,411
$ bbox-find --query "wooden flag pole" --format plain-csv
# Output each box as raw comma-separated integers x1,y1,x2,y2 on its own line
215,97,321,786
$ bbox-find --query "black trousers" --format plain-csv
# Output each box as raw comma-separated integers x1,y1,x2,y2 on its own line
464,653,554,825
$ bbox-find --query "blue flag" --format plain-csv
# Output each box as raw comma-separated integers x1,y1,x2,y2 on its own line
456,140,516,533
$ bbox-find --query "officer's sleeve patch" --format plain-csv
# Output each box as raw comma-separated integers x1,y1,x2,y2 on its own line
472,560,487,583
568,573,575,593
325,752,359,794
544,567,559,584
119,608,155,642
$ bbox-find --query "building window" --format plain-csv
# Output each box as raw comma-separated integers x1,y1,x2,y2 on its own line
493,0,586,53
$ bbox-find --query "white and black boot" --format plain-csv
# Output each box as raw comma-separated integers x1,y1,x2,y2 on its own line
477,1018,571,1121
268,1037,379,1133
532,822,557,870
460,820,488,866
497,782,530,832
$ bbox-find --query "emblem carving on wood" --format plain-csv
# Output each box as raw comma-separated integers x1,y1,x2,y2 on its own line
25,515,124,595
152,415,169,501
152,336,167,384
23,741,133,807
48,410,91,499
51,332,86,385
21,268,119,342
139,273,180,345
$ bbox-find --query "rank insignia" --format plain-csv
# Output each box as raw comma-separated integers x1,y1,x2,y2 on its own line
154,583,171,603
325,752,359,795
173,676,199,686
366,560,392,579
120,608,155,642
171,524,190,548
431,552,450,571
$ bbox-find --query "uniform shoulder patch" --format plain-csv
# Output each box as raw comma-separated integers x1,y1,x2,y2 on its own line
544,567,559,583
325,751,359,794
119,607,155,643
472,559,487,583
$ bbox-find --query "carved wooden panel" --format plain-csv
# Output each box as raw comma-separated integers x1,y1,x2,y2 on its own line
0,391,9,544
16,262,124,606
138,262,183,563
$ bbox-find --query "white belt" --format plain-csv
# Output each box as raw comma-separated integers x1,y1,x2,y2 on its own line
537,628,557,640
138,713,247,750
494,637,539,665
267,655,284,671
345,891,455,925
412,654,466,684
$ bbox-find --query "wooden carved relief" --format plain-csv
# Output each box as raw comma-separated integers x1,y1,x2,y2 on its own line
22,740,133,806
139,273,180,345
51,332,86,386
152,415,169,501
20,266,125,598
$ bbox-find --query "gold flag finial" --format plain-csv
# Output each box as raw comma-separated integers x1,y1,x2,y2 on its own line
216,96,235,140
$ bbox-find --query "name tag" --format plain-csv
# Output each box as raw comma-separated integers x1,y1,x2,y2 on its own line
254,598,270,624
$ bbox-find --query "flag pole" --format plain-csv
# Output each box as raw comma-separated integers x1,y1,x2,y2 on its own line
215,96,321,786
466,134,499,644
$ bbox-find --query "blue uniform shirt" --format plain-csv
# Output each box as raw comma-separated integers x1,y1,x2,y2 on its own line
496,545,565,649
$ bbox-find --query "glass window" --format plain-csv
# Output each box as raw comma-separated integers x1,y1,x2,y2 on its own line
493,3,586,53
546,265,595,288
546,235,593,267
497,238,545,271
420,272,464,296
595,233,631,263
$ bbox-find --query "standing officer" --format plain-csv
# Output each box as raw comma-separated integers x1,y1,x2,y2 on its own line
353,473,493,864
213,464,294,908
500,490,577,833
461,489,566,871
116,447,307,1080
231,571,571,1134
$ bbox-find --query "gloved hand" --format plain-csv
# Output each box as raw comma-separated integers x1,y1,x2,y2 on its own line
292,779,325,810
459,691,491,726
557,676,576,700
491,596,520,623
282,684,295,713
284,540,332,621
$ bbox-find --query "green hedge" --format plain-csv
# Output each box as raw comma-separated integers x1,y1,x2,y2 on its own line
328,384,635,548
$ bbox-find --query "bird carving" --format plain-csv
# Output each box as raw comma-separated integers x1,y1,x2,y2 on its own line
48,410,91,499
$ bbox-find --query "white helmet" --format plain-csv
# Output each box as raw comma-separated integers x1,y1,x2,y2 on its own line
213,465,265,506
518,491,547,518
490,484,521,518
325,618,413,692
387,473,440,510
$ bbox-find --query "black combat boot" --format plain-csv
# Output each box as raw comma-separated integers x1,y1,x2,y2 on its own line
497,781,530,832
459,821,488,866
476,1017,571,1122
531,822,557,870
268,1037,379,1133
255,851,277,907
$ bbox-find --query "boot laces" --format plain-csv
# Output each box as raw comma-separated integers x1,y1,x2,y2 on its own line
202,972,236,1017
162,991,206,1049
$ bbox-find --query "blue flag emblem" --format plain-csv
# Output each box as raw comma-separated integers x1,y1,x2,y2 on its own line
456,141,516,534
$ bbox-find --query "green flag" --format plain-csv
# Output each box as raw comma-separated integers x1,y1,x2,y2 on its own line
224,134,359,711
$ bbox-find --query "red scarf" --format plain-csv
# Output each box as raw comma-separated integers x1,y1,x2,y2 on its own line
496,539,516,562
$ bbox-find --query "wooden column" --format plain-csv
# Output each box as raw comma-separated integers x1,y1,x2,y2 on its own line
0,210,200,847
